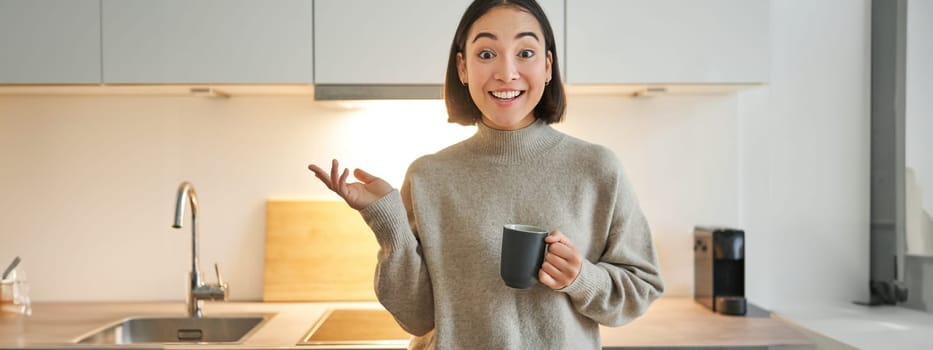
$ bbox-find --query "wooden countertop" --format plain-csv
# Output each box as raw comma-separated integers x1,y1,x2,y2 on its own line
0,297,812,349
601,298,813,349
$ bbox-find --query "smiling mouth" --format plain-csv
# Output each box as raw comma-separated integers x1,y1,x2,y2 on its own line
490,90,524,100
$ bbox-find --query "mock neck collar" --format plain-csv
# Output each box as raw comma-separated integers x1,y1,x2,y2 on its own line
467,119,564,163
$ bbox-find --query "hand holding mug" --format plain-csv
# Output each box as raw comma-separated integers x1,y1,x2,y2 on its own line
539,230,582,290
500,226,582,290
308,159,393,210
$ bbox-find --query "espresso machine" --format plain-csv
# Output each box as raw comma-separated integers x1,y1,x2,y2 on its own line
693,226,746,315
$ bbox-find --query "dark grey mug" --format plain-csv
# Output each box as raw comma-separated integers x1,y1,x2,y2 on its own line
500,224,549,289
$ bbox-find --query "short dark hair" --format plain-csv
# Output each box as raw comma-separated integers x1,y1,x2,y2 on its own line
444,0,566,126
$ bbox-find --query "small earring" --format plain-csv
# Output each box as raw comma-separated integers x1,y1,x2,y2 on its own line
545,79,550,86
461,81,467,86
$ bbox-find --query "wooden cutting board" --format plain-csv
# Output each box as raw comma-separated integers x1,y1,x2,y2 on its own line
263,200,379,301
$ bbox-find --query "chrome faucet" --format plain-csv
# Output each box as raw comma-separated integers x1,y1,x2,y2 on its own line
172,181,228,317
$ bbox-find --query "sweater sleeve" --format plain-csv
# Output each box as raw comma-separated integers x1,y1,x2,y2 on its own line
558,157,665,327
359,187,435,336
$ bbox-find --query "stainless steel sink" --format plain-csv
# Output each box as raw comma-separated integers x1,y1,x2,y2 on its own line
74,315,269,345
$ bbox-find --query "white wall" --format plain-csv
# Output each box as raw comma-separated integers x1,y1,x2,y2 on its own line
904,0,933,312
0,93,738,301
560,95,740,296
0,0,875,308
741,0,871,309
905,0,933,256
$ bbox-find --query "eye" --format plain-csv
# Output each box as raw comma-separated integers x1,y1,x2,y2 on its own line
518,49,535,59
478,50,496,60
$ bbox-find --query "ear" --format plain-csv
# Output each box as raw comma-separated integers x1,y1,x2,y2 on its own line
545,50,553,82
457,52,467,84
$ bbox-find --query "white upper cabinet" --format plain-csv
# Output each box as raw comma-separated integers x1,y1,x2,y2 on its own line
313,0,565,85
0,0,101,84
313,0,461,85
2,0,769,89
102,0,313,84
566,0,769,84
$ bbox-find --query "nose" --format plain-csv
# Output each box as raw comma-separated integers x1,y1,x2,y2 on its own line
493,56,519,82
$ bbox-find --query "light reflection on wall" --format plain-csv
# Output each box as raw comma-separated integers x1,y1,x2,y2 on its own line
332,100,476,188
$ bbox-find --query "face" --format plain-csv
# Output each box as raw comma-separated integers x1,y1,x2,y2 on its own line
457,6,552,131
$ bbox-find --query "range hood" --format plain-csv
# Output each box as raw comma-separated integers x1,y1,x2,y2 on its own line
313,84,443,100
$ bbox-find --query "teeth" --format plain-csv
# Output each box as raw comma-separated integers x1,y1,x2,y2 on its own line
491,90,521,99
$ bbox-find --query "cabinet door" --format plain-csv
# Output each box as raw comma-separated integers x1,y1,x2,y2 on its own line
313,0,564,85
0,0,101,84
102,0,312,84
566,0,769,84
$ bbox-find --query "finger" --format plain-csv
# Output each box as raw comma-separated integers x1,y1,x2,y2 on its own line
338,168,350,195
339,167,349,185
539,268,569,290
560,237,576,249
540,260,564,278
544,250,572,272
544,229,566,244
307,164,332,186
545,231,577,250
538,269,559,288
329,159,340,190
354,168,376,183
547,242,575,260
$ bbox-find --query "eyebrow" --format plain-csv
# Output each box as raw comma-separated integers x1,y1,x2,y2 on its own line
471,31,540,43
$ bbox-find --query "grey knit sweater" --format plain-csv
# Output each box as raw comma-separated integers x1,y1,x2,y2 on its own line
359,119,664,349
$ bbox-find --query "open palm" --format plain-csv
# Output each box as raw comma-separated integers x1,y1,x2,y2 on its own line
308,159,393,210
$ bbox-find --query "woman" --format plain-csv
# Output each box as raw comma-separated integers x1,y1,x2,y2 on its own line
308,0,663,348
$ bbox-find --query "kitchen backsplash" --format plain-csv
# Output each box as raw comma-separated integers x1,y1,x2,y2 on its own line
0,93,740,301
